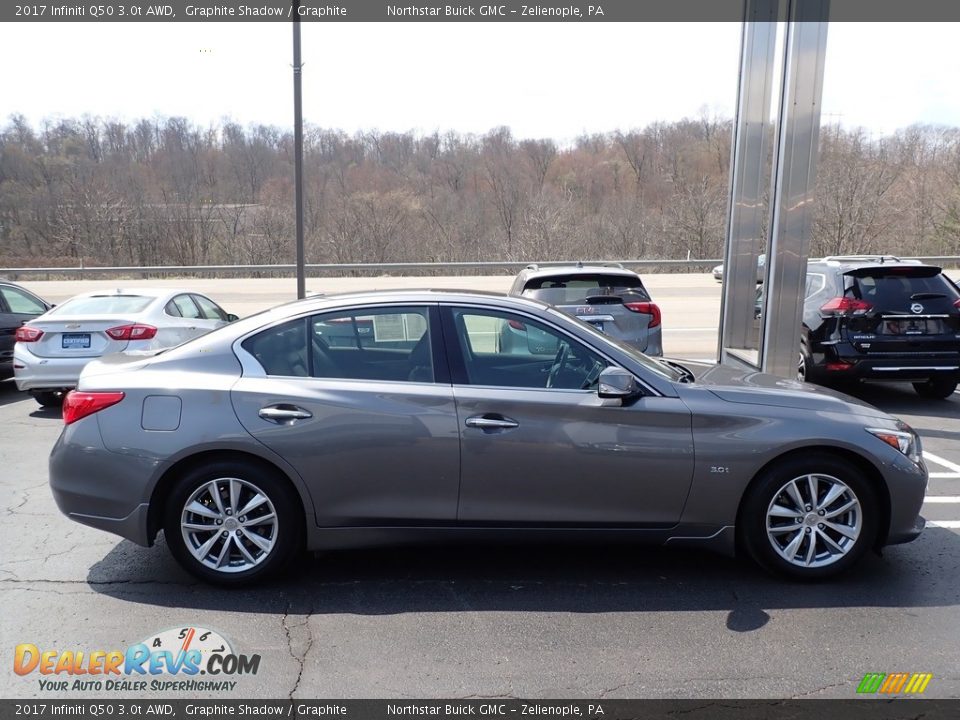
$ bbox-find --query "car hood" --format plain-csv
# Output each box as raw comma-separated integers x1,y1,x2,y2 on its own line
676,360,892,420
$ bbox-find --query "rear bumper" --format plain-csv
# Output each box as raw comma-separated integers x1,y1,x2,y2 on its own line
12,346,88,391
49,417,159,547
816,344,960,381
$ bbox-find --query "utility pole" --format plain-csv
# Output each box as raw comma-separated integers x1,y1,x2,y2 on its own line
292,2,306,299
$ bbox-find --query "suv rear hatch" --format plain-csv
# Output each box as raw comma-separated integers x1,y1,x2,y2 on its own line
521,273,660,351
833,266,960,357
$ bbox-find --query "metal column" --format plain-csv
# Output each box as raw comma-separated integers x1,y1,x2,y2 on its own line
719,0,829,378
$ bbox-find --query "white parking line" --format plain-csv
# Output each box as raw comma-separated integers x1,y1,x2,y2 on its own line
923,496,960,503
929,521,960,529
923,451,960,478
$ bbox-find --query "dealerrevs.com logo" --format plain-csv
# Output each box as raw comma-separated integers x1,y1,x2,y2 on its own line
13,626,260,693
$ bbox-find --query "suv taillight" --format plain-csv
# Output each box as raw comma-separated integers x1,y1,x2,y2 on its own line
62,391,125,425
106,324,157,341
820,297,873,317
15,326,43,342
624,301,662,328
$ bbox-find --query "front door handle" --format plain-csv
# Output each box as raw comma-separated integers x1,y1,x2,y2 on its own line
465,415,519,431
259,405,313,423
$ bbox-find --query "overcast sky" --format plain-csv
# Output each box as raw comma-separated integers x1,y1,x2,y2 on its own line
1,22,958,140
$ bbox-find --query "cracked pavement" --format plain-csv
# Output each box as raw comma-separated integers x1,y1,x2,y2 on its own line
1,377,959,700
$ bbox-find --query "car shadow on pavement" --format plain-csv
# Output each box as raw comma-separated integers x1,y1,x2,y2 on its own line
86,526,960,629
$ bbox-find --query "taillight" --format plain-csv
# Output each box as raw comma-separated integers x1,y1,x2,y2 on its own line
15,326,43,342
507,319,527,331
624,301,662,328
825,361,854,372
954,298,960,310
62,391,125,425
820,297,873,317
106,324,157,341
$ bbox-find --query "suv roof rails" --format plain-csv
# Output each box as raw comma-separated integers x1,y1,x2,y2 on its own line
524,263,539,271
821,254,905,264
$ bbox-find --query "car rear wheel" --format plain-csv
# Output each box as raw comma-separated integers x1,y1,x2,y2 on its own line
163,460,302,586
912,377,958,400
739,454,877,580
31,390,64,408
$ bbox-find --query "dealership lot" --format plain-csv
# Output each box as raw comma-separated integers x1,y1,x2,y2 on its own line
2,273,960,699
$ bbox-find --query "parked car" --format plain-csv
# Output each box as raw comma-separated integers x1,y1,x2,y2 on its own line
799,256,960,398
0,281,53,379
507,263,663,356
14,288,237,407
50,289,925,585
713,253,766,283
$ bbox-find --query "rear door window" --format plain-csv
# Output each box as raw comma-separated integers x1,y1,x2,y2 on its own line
172,295,203,319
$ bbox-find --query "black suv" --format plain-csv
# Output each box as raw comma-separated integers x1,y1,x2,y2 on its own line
798,256,960,398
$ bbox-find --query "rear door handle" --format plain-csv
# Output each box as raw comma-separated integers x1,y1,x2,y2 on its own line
259,405,313,423
465,415,519,430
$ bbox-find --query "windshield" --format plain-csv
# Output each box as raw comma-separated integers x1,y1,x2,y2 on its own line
545,306,684,382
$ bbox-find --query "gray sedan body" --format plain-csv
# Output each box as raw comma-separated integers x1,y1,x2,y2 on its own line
49,290,926,584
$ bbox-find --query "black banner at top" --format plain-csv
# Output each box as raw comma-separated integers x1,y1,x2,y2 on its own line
4,0,960,23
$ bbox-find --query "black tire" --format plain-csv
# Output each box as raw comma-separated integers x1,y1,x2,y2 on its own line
797,340,815,383
32,390,64,408
913,377,958,400
739,453,878,580
163,460,303,586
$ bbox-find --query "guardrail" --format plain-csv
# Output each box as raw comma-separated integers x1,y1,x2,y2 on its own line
1,259,722,279
1,256,958,280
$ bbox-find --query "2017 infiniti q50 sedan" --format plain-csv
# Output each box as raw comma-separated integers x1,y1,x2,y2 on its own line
49,290,927,585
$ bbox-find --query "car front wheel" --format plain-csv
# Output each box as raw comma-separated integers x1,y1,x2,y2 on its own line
739,454,877,580
163,460,302,586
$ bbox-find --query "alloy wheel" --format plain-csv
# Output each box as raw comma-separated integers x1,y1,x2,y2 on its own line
765,473,862,569
180,477,279,573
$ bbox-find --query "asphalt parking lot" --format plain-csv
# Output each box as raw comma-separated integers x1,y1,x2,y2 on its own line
2,274,960,700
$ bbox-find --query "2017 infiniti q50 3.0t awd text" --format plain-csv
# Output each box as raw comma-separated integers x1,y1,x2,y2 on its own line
49,290,927,585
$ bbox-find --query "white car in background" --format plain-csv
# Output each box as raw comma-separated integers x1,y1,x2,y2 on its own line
13,288,237,407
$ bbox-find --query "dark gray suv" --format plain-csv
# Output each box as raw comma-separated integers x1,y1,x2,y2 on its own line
799,256,960,398
48,290,928,586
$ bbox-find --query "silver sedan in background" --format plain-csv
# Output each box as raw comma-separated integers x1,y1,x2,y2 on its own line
48,290,926,585
14,288,236,406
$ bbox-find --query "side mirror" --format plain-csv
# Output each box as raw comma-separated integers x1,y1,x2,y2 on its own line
597,366,641,399
227,313,240,322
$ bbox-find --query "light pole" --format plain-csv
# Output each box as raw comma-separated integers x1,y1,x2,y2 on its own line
292,1,306,299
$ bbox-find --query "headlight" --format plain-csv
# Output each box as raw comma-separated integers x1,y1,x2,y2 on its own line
866,422,922,465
